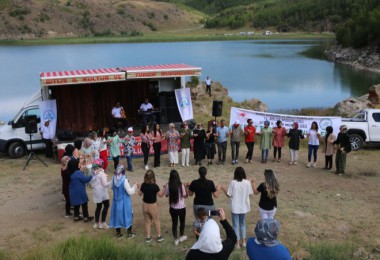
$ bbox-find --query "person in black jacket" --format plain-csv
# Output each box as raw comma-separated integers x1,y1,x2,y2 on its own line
333,125,351,174
186,208,237,260
287,122,304,165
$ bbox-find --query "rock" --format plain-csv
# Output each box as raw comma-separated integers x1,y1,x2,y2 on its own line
241,98,269,112
368,85,380,105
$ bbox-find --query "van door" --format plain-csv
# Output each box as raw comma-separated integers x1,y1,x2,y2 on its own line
368,112,380,141
13,107,45,150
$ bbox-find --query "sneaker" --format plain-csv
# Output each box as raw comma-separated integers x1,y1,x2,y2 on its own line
84,216,94,222
235,243,241,249
235,160,238,164
145,237,153,243
248,160,252,164
307,162,312,168
65,213,73,218
245,158,249,163
93,223,99,229
186,164,190,167
127,233,136,239
231,161,235,165
312,162,317,168
179,235,187,242
293,161,298,165
157,236,165,242
73,217,83,222
175,239,179,246
242,241,246,248
288,161,293,165
116,233,124,238
145,165,149,170
101,222,109,229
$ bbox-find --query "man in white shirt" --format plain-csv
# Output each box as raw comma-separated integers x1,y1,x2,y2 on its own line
205,76,212,97
111,101,126,129
139,98,155,125
40,119,54,158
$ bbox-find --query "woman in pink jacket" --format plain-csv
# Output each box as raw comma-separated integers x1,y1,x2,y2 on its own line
272,120,286,162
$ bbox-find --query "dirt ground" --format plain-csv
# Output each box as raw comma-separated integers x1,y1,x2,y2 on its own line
0,145,379,259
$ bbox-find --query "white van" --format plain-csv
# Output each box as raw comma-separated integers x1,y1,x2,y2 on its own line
0,91,45,158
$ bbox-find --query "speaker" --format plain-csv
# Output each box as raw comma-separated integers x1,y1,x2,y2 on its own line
212,101,223,117
25,115,38,134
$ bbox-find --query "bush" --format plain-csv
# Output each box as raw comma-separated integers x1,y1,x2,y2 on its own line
9,7,31,17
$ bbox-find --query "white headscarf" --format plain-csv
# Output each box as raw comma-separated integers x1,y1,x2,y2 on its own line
191,218,223,254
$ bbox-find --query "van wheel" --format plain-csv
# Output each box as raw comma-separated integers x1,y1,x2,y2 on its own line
8,142,26,159
349,134,363,151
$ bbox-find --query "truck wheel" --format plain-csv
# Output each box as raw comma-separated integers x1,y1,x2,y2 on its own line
8,142,26,159
349,134,363,151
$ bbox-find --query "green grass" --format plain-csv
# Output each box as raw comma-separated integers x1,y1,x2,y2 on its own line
307,242,357,260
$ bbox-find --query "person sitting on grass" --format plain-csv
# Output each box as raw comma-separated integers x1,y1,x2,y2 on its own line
186,208,236,260
246,219,291,260
193,207,208,240
109,165,138,238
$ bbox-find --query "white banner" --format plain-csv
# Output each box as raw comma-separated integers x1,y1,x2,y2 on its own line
39,100,57,137
229,107,342,137
175,88,193,121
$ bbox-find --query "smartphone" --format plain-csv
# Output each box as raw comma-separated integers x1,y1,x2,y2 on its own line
208,210,220,217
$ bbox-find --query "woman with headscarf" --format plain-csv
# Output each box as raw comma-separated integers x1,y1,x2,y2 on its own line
186,208,236,260
257,120,273,163
109,164,138,238
193,122,206,166
246,219,291,260
287,122,304,165
68,158,93,222
333,125,351,175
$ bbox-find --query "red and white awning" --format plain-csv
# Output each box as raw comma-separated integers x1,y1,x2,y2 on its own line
40,64,202,86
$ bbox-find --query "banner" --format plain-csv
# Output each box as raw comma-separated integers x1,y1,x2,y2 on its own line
229,107,342,137
175,88,193,121
39,100,57,138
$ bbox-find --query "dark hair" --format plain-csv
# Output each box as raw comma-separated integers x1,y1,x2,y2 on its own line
168,170,183,205
197,207,207,218
98,128,108,138
64,144,75,157
153,123,162,137
198,166,207,186
74,139,82,150
141,124,149,134
311,121,319,131
325,126,333,147
234,167,246,182
67,159,79,175
276,120,282,128
247,118,252,124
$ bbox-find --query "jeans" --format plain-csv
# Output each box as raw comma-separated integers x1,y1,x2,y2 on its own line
95,200,109,223
126,155,133,171
261,149,269,161
245,142,254,160
232,213,246,240
308,144,319,162
141,142,150,166
169,207,186,238
230,141,240,161
217,141,227,162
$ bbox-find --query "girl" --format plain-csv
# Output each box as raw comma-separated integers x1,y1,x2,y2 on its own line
306,121,321,168
151,123,164,168
323,126,336,170
205,124,217,166
68,158,93,222
166,123,180,167
287,122,304,165
252,169,279,219
108,129,125,170
164,170,188,245
91,159,111,229
138,170,165,243
109,165,138,238
221,167,253,249
98,128,110,171
257,121,273,163
140,124,151,170
272,120,286,162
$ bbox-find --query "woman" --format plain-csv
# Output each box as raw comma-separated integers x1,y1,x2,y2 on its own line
166,123,180,167
333,125,351,175
81,137,94,175
257,120,272,163
252,169,279,220
61,144,75,217
323,126,336,170
98,128,110,170
108,129,125,170
68,158,93,222
221,167,253,249
151,123,164,168
193,122,207,166
272,120,286,162
188,166,220,219
140,124,151,170
246,219,291,260
138,170,165,243
287,122,304,165
186,208,237,260
109,165,138,238
306,121,321,168
164,170,188,245
179,121,192,167
205,124,217,166
90,131,100,160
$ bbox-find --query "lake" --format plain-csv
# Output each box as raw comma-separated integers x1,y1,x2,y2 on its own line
0,39,379,121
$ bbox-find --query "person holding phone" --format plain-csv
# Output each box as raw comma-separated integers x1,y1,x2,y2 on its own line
186,208,237,260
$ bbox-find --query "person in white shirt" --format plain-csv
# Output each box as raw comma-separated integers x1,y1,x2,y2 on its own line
139,98,155,125
221,166,253,249
40,119,54,158
205,76,212,97
111,101,126,129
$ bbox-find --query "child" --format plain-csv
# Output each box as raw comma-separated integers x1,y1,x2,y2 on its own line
164,170,188,245
124,127,138,172
252,169,279,219
91,159,111,229
109,165,138,238
138,170,165,243
193,207,208,240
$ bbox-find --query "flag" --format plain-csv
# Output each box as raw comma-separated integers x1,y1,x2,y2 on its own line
39,100,57,138
175,88,193,121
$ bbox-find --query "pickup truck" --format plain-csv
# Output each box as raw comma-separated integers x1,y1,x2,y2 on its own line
342,109,380,150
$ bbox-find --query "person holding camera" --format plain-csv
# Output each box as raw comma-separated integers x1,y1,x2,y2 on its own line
186,208,237,260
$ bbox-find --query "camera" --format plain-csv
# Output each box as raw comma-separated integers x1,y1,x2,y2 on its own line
208,210,220,217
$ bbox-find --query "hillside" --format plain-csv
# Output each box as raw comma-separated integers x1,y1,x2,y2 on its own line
0,0,203,40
